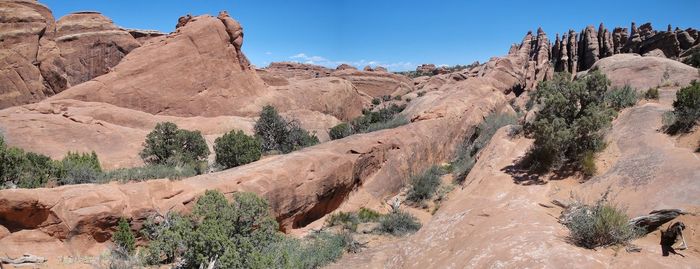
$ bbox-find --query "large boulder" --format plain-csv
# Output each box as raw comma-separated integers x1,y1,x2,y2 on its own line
587,54,700,90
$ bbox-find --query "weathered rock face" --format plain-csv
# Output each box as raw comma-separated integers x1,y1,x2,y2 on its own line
0,0,64,108
416,63,437,74
554,22,699,74
331,69,413,98
264,62,333,80
55,12,140,87
474,29,553,93
578,25,600,70
0,2,144,109
217,10,249,70
612,27,629,54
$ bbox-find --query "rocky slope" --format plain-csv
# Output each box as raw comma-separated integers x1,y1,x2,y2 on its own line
0,75,513,261
331,55,700,268
0,0,142,109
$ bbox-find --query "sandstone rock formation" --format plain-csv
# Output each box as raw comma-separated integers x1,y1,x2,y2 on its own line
0,1,141,109
331,68,413,98
553,22,700,73
0,0,66,108
264,62,333,80
50,14,267,117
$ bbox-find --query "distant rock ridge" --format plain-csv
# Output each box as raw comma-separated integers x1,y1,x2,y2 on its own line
416,22,698,93
552,22,699,73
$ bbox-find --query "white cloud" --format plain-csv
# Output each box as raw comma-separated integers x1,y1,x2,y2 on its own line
265,51,272,55
286,53,414,71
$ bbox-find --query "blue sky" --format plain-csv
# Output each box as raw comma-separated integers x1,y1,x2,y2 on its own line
43,0,699,71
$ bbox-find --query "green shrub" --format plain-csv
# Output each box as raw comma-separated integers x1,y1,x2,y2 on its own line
365,115,409,132
378,211,421,236
683,48,700,68
371,98,381,105
417,91,426,97
0,137,61,188
113,218,135,255
250,231,350,269
581,151,597,177
140,122,209,166
141,212,192,265
254,105,318,153
407,166,444,203
214,130,261,169
564,194,640,249
665,81,700,133
393,95,402,101
255,105,288,152
143,191,351,268
452,112,517,184
103,163,197,182
329,123,354,140
644,87,660,100
95,246,144,269
174,129,210,165
605,85,638,110
59,151,102,185
143,190,280,268
326,211,359,231
405,97,412,102
357,207,382,222
526,71,616,173
336,104,408,138
382,95,391,102
283,121,320,153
